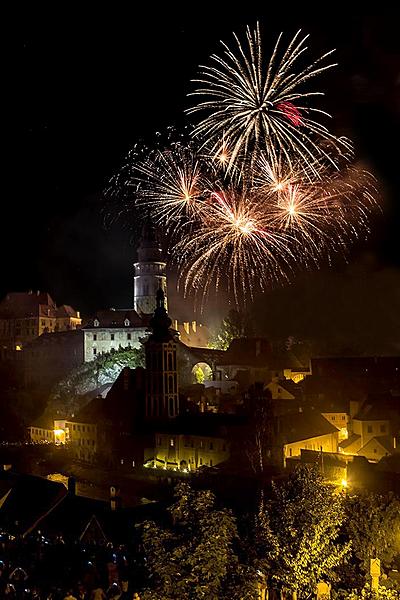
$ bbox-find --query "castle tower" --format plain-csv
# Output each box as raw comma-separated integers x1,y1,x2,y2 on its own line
145,288,179,419
133,217,167,315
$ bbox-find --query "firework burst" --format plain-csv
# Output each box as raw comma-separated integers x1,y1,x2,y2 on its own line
187,24,352,174
174,187,292,305
105,25,380,307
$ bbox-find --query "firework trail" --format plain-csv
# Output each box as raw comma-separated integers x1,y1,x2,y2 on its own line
105,25,380,306
187,24,352,174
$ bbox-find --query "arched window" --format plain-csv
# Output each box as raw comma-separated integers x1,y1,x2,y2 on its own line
93,318,99,327
124,318,130,326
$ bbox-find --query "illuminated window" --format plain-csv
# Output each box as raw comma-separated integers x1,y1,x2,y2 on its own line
94,319,99,327
170,438,174,447
124,319,130,327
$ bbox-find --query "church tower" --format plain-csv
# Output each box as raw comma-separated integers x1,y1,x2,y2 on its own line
145,288,179,419
133,217,167,315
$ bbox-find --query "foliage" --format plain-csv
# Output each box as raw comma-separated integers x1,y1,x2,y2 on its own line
140,482,257,600
341,492,400,589
49,345,145,411
339,584,400,600
208,309,254,350
255,464,350,598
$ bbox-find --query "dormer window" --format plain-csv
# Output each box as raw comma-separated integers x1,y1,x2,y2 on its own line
93,318,99,327
124,318,130,327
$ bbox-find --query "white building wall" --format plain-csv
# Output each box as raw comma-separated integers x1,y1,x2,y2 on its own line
84,327,148,362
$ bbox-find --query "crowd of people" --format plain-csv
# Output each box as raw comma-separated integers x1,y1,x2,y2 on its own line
0,532,144,599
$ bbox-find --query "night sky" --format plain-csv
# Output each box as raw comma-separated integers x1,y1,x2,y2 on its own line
5,8,400,336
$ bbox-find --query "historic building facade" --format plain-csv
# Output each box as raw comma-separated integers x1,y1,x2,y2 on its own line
0,291,81,358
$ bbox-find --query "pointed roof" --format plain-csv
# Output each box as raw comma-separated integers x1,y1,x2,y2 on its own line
148,288,173,343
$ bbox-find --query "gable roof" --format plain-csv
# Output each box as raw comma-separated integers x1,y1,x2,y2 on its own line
82,309,145,329
0,471,67,536
279,411,338,444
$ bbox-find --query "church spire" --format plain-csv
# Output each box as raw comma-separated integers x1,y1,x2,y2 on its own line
149,288,173,342
145,286,179,419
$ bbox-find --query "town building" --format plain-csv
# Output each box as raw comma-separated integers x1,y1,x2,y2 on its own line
0,291,81,358
277,410,340,466
151,426,230,471
339,397,398,462
82,309,148,362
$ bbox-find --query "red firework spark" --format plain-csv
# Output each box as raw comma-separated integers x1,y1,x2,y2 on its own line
276,102,302,126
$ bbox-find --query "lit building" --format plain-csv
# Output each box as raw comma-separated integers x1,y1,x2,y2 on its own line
321,410,349,441
152,432,229,471
339,400,398,462
64,418,98,463
0,291,81,357
82,309,147,362
171,319,211,348
278,411,340,466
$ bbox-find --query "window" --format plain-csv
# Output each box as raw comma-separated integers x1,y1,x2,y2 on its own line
209,442,213,450
332,416,336,421
380,425,386,433
199,458,203,466
82,426,85,432
170,438,174,447
367,425,373,433
111,334,115,341
124,318,130,327
210,459,213,467
94,318,99,327
77,425,81,432
127,333,131,340
374,448,377,454
93,334,97,341
93,348,97,355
